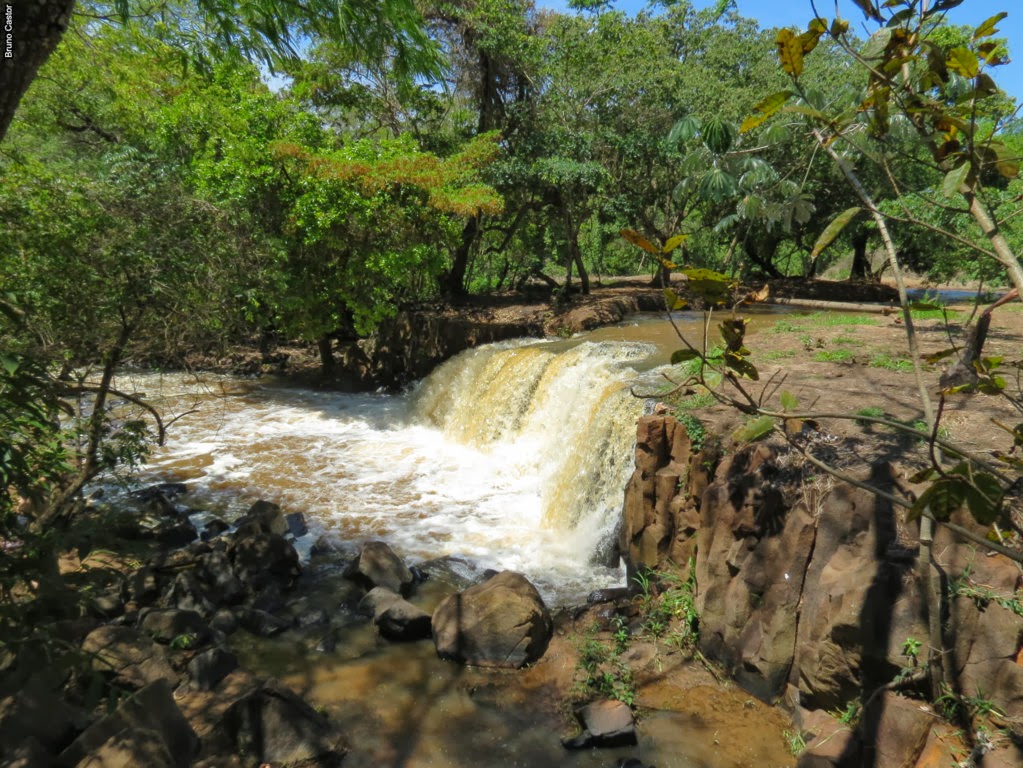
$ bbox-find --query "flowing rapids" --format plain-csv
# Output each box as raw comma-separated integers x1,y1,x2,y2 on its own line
124,337,662,604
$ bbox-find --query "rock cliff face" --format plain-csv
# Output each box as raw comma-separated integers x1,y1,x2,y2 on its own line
619,415,1023,722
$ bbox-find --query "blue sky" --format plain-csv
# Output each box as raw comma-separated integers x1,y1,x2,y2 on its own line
536,1,1023,103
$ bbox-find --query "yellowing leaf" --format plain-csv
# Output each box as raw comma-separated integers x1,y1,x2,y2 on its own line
810,206,861,258
663,288,688,311
947,47,980,79
740,90,793,134
973,12,1007,41
620,228,659,254
776,29,805,78
663,234,688,253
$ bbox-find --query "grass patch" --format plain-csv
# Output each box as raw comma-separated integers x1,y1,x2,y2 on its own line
832,335,858,345
869,353,914,372
813,349,854,362
761,349,798,360
910,307,963,321
674,390,717,411
804,312,880,327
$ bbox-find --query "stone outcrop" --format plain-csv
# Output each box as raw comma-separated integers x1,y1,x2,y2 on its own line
344,540,415,595
432,570,553,668
620,414,1023,761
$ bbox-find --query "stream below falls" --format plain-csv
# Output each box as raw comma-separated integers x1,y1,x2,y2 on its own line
118,312,797,767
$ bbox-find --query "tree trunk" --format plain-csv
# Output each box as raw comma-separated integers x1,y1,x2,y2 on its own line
561,205,589,295
440,215,479,300
317,335,335,375
0,0,75,143
849,230,872,281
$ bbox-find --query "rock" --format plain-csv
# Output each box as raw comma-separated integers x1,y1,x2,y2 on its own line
163,571,216,617
561,699,637,749
860,692,934,768
285,512,308,538
196,550,246,605
187,648,238,691
58,679,197,768
237,499,289,536
432,570,553,668
0,678,88,755
81,626,179,689
295,607,330,629
214,682,346,766
130,483,188,503
1,737,53,768
344,541,414,595
210,608,239,635
139,608,211,646
358,587,432,642
228,528,301,590
236,608,291,637
123,566,160,607
200,517,230,541
88,592,126,620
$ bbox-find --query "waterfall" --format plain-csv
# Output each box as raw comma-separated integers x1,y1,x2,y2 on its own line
129,337,656,603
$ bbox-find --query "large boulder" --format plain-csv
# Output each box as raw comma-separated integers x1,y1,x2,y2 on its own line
81,626,179,689
432,570,552,668
211,682,346,766
58,679,197,768
344,541,414,595
227,526,300,591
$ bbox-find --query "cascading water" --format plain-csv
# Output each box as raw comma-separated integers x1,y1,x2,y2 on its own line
128,337,656,604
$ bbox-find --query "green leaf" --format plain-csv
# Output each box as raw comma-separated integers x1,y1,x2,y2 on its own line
947,47,980,78
671,349,701,365
911,477,967,521
908,466,937,484
734,415,774,443
776,29,805,78
925,349,958,365
862,28,893,60
724,352,759,380
963,471,1003,525
850,0,884,22
810,206,861,258
973,12,1007,41
780,391,799,412
942,162,970,197
719,318,749,353
702,118,736,155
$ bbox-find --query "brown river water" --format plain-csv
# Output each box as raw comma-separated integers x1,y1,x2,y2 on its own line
118,310,797,767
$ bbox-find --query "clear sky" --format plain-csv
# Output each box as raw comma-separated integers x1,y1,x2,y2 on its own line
536,1,1023,104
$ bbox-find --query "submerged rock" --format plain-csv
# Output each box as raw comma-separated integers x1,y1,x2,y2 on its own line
358,587,432,642
561,699,637,749
432,570,552,668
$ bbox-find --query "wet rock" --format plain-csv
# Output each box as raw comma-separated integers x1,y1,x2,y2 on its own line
236,499,288,536
285,512,308,538
432,570,553,668
236,608,291,637
344,540,414,595
187,647,238,691
587,587,632,604
295,607,330,629
796,709,859,768
130,482,189,504
200,517,230,541
0,678,88,755
212,682,346,766
139,608,211,646
561,699,636,749
359,587,432,642
81,626,179,689
59,679,197,768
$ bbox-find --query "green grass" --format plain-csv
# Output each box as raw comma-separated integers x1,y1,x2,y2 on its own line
674,390,717,411
910,307,963,321
760,349,798,360
813,349,854,362
832,335,858,345
869,353,914,372
771,312,880,334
